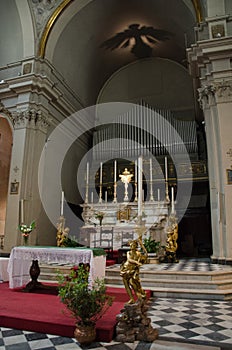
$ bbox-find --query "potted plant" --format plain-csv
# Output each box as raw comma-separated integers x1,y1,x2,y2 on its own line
57,264,113,345
143,237,162,263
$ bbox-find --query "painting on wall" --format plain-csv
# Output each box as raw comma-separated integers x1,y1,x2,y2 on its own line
10,181,19,194
226,169,232,184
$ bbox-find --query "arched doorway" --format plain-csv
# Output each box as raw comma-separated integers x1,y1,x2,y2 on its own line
0,116,13,250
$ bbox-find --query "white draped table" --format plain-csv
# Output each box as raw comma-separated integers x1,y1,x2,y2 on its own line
7,246,106,289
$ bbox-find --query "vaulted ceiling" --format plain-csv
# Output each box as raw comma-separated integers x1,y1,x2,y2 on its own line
45,0,202,106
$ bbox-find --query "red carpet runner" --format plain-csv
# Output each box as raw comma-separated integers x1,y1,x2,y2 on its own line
0,283,151,342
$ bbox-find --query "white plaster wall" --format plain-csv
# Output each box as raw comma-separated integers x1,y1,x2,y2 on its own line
97,58,195,123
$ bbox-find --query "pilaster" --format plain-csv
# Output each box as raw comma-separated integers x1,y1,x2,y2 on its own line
4,109,51,252
189,34,232,262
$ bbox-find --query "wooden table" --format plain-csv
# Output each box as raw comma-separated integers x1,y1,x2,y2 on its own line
7,246,106,291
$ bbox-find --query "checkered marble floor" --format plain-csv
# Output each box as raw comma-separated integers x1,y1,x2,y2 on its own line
1,296,232,350
106,258,232,273
140,258,232,272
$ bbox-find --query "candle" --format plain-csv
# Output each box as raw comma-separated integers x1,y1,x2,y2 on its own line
171,187,175,213
20,199,24,223
138,156,143,216
165,156,168,181
114,160,117,183
91,191,93,203
86,162,89,185
171,187,174,203
135,159,137,183
61,191,64,216
105,191,107,202
157,188,160,201
100,162,103,184
149,158,152,182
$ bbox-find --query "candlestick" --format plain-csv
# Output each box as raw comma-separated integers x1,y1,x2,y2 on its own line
165,156,168,181
20,199,24,224
114,160,117,183
61,191,64,216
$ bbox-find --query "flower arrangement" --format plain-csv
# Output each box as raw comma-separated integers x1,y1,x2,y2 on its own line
95,211,104,225
18,221,36,245
57,264,113,327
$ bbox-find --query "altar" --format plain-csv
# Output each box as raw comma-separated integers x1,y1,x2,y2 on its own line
80,156,173,249
7,246,106,289
80,200,169,249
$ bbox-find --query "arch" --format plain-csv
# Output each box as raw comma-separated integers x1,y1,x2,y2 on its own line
39,0,203,59
97,57,195,123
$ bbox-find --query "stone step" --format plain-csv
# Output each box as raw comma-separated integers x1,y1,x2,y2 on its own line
106,265,232,281
104,275,232,290
38,262,232,301
104,263,232,300
105,283,232,301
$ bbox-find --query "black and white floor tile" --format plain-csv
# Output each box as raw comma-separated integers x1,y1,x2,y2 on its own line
140,258,232,272
1,259,231,349
1,296,232,350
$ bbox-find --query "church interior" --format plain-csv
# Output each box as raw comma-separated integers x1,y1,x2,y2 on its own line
0,0,232,349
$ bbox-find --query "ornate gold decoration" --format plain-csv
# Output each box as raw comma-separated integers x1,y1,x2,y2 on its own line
120,235,148,304
39,0,73,57
160,214,179,263
56,215,70,246
192,0,203,23
117,206,131,222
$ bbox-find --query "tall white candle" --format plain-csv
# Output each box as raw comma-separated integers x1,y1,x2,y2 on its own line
61,191,64,216
105,191,107,202
91,191,93,203
171,187,175,212
114,160,117,183
149,158,152,182
157,188,160,201
138,156,143,216
165,156,168,181
20,199,24,223
100,162,103,184
86,162,89,185
135,159,137,183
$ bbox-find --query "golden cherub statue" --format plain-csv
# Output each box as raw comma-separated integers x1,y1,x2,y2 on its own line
160,214,179,263
120,235,148,304
56,216,70,247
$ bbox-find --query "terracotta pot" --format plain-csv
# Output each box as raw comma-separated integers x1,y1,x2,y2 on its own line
74,323,96,345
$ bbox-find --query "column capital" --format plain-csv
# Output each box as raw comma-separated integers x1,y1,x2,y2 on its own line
11,109,51,132
198,84,216,109
198,80,232,109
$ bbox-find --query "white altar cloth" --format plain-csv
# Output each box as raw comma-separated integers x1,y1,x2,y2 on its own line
7,246,106,289
0,257,9,282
